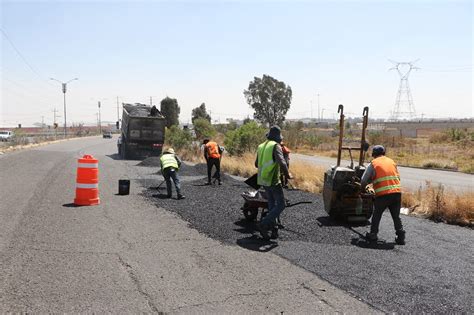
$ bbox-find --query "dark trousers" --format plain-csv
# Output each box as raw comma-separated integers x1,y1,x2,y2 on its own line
163,167,181,197
261,185,286,228
370,193,403,234
207,158,221,183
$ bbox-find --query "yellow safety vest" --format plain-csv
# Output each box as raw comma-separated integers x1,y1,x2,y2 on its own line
257,140,280,186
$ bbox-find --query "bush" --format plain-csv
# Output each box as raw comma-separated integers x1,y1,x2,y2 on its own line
224,121,266,156
193,118,216,140
166,125,192,150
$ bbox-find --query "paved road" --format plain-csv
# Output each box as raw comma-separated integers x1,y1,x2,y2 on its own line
0,136,376,313
292,153,474,191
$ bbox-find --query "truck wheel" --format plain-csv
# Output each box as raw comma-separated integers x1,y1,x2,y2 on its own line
242,203,258,221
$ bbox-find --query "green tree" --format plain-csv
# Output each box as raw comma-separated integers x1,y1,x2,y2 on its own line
243,74,292,127
191,103,211,123
224,121,267,156
193,117,216,140
160,97,180,128
166,125,192,150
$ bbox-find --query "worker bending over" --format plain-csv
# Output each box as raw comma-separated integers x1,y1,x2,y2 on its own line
361,145,405,245
203,138,222,185
255,126,292,240
160,148,185,200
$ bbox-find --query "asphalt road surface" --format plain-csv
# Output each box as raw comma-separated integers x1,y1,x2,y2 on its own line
1,136,472,313
0,136,375,313
292,153,474,192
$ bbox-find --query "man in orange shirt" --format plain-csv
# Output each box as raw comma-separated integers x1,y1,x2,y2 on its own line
361,145,405,245
203,138,222,185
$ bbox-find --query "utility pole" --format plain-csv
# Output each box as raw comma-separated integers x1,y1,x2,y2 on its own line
53,108,59,138
41,116,44,129
317,93,320,122
150,96,153,106
310,100,313,119
50,77,78,137
98,101,102,134
389,59,419,120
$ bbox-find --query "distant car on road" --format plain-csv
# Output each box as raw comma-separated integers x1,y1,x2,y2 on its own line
102,131,113,139
0,130,13,142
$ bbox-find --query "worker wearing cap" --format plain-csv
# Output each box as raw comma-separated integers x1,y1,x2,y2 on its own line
160,148,185,200
203,139,222,185
255,126,292,240
361,145,405,245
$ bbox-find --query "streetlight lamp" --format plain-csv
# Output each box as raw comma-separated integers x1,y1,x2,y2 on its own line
50,77,78,137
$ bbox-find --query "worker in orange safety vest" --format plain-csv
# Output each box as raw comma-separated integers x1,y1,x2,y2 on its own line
203,138,222,185
361,145,405,245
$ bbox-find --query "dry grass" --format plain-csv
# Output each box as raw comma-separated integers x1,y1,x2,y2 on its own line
220,153,325,194
402,184,474,227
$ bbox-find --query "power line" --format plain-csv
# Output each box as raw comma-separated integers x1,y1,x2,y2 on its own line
0,27,57,91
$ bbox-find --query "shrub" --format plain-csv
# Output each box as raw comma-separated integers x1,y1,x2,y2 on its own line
193,118,216,140
166,125,193,150
224,121,266,156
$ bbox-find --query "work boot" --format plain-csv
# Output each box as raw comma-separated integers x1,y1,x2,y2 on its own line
166,194,172,198
395,230,406,245
218,180,222,185
177,194,185,200
257,223,271,241
204,182,211,186
365,232,378,242
270,227,279,239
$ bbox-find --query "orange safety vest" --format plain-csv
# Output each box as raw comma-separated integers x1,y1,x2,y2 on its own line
206,141,221,159
371,156,401,196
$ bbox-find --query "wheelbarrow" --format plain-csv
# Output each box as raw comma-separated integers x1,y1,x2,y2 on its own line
240,174,289,222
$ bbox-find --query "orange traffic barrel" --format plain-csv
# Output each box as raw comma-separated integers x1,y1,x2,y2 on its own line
74,154,100,206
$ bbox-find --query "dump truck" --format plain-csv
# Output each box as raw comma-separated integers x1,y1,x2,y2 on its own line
118,103,166,159
322,105,374,221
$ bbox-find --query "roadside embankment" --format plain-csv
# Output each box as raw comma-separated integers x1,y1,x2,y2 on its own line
0,135,101,155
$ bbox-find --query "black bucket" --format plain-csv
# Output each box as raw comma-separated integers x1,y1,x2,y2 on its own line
118,179,130,195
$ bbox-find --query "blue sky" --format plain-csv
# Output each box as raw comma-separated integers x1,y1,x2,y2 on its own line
1,0,472,126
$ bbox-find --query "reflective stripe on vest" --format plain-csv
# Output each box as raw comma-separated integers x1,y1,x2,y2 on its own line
371,156,401,196
160,154,179,170
257,140,280,187
206,141,220,159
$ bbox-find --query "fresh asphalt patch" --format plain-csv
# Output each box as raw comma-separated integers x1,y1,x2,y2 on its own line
139,163,474,314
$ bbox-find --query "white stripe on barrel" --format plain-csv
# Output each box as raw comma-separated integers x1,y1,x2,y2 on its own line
76,183,99,189
77,163,99,169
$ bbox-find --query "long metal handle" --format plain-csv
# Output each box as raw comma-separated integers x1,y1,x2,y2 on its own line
359,106,369,166
337,104,344,167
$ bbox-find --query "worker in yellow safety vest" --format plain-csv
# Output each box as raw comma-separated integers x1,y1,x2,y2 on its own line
361,145,405,245
160,148,185,200
255,126,292,240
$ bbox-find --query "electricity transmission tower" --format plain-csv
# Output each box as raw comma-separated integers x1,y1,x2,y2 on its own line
389,60,419,120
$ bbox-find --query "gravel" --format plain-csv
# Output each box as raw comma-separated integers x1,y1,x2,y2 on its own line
140,163,474,314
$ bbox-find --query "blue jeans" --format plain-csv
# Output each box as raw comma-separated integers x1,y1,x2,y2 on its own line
163,168,181,196
262,185,285,228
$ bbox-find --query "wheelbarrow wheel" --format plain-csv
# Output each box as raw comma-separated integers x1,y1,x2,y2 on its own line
242,203,258,221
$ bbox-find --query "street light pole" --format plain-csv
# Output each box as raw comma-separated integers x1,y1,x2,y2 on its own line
98,101,102,134
50,77,78,137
